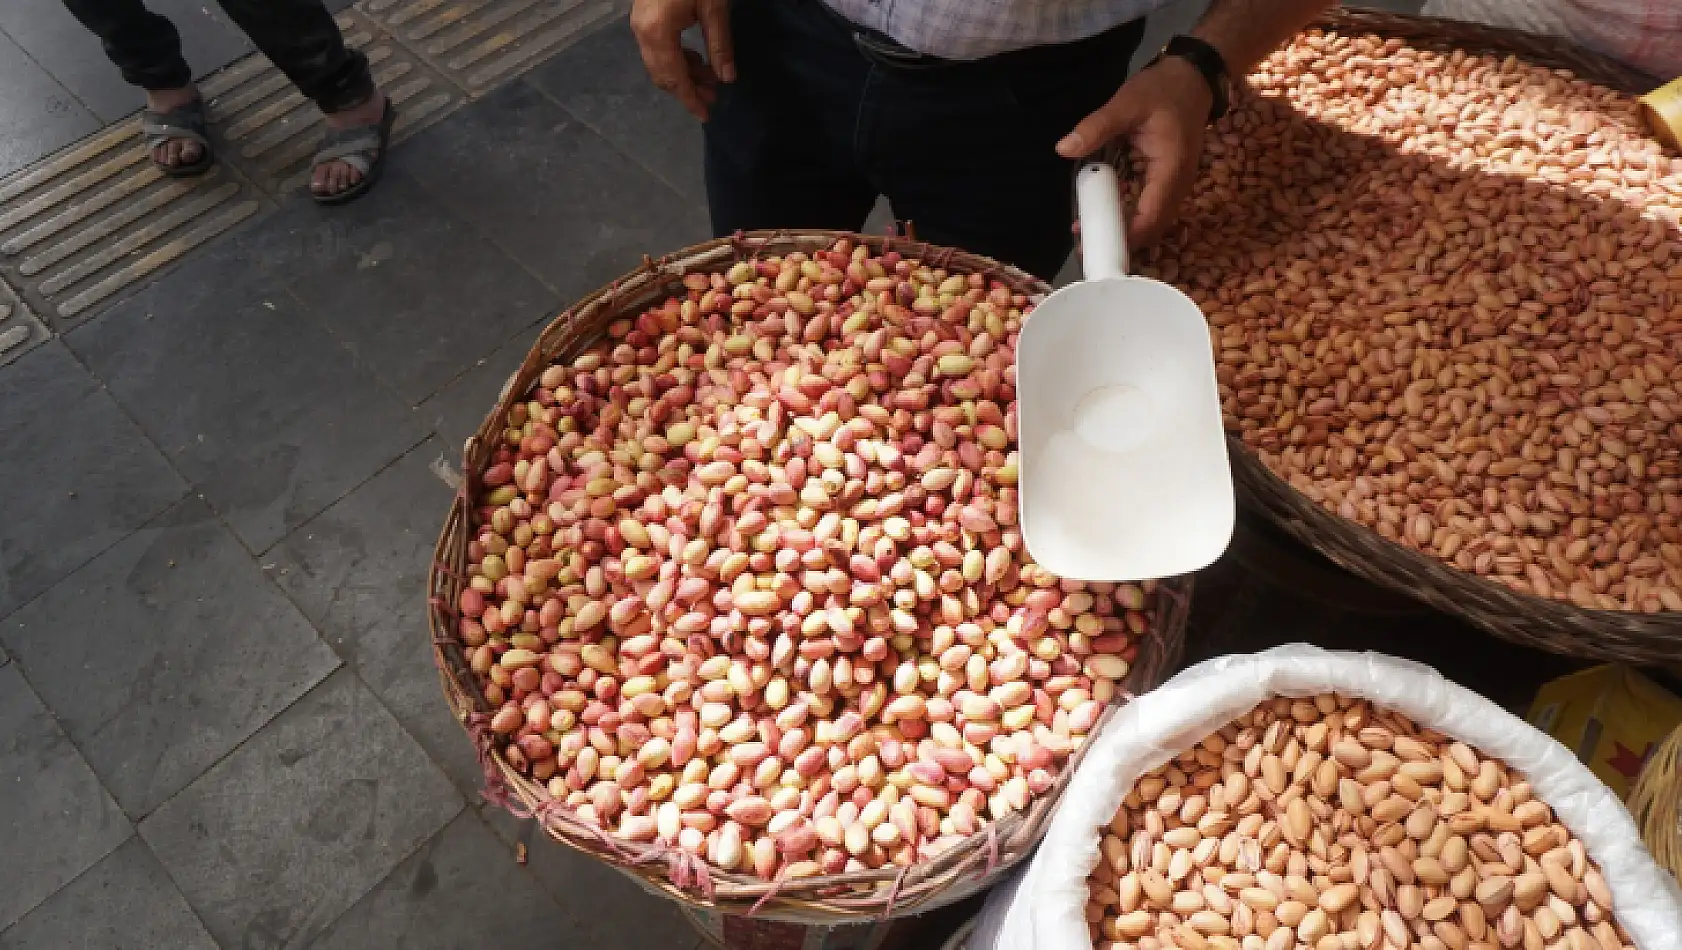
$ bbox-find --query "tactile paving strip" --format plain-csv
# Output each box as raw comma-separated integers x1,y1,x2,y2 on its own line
0,277,48,367
212,10,464,194
361,0,625,96
0,0,620,327
0,122,266,326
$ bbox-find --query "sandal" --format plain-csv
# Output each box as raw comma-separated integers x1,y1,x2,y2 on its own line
309,99,397,206
141,100,214,178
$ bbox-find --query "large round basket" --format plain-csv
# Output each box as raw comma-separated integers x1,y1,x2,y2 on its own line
1216,7,1680,664
1629,719,1682,886
426,229,1193,923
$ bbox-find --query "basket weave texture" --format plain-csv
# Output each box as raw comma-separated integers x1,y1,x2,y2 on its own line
1216,7,1678,663
1628,720,1681,887
426,230,1193,922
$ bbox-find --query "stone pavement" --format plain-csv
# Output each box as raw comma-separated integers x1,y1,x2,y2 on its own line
0,3,1586,949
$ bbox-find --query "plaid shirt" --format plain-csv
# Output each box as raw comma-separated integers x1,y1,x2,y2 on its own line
823,0,1172,60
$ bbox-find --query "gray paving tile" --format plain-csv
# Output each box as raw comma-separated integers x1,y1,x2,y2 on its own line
0,341,188,619
0,30,100,182
268,438,485,795
526,19,705,203
0,0,254,124
64,237,429,554
0,496,341,817
0,121,271,331
140,668,464,949
0,837,216,950
235,172,556,406
0,663,133,930
402,79,710,302
312,811,590,949
416,332,530,454
478,805,698,950
359,0,626,99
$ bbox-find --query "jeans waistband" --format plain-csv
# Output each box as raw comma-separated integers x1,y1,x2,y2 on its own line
820,5,1145,74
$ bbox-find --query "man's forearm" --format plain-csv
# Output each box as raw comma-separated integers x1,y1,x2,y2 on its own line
1189,0,1334,76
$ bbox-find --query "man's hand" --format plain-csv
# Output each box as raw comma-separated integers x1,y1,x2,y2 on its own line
631,0,734,120
1056,57,1213,249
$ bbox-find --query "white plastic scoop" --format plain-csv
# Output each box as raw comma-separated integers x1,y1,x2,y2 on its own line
1016,162,1235,581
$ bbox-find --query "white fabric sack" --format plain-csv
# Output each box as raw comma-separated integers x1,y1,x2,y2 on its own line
970,645,1682,950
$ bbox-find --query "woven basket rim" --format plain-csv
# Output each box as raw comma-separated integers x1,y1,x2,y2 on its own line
1310,6,1660,91
1213,7,1681,662
426,227,1194,922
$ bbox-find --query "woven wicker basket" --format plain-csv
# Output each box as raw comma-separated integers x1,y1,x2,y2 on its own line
1629,720,1682,887
427,229,1193,922
1216,7,1678,664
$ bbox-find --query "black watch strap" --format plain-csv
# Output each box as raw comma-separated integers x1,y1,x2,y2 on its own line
1154,35,1231,123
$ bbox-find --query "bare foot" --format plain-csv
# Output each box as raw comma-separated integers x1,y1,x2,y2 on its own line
312,91,389,199
146,86,204,170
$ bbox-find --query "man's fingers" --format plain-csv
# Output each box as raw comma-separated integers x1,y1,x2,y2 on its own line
1061,63,1209,247
653,40,708,117
631,6,708,118
1054,109,1113,160
686,49,719,107
698,0,735,83
665,60,709,119
1056,92,1145,159
685,48,718,87
1127,150,1195,248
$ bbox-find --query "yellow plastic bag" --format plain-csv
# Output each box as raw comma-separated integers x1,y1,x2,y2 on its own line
1643,76,1682,153
1527,664,1682,799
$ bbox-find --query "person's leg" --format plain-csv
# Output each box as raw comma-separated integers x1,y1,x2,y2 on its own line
866,22,1145,280
61,0,207,170
704,0,877,234
211,0,385,198
62,0,190,89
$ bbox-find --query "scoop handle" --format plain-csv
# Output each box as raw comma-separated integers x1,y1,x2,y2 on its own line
1076,162,1129,280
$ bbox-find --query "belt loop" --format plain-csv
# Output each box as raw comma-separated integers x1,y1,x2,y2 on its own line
852,30,942,69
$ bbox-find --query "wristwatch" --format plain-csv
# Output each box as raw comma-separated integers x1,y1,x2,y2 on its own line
1152,35,1232,124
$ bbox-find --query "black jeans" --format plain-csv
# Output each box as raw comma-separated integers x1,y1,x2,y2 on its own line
704,0,1145,280
62,0,374,114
